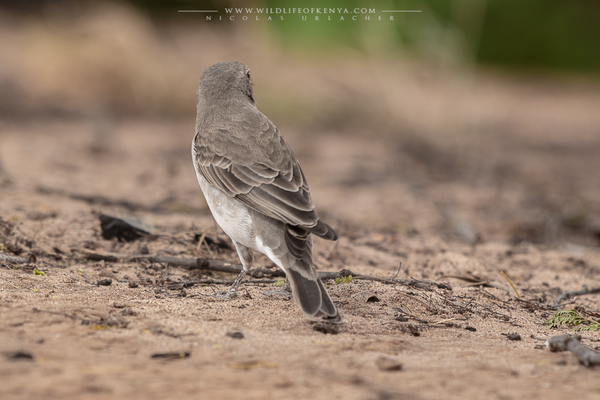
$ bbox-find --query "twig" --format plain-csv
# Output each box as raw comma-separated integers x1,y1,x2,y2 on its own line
354,275,402,285
195,232,206,254
243,279,279,285
318,269,355,280
478,288,510,305
79,249,120,262
547,335,600,367
514,297,554,311
500,271,520,298
135,255,286,278
554,286,600,309
392,277,451,291
203,239,214,257
0,253,28,264
163,261,170,281
320,268,451,291
9,283,26,290
393,292,442,310
351,275,449,291
439,291,512,322
391,262,402,281
353,273,451,291
442,274,509,293
166,281,199,289
464,280,492,287
32,308,81,321
145,327,195,339
79,250,451,291
391,307,431,324
166,278,278,288
432,317,462,325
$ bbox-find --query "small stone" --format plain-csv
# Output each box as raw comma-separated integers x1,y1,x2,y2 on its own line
151,352,190,359
365,294,380,303
226,331,244,339
8,351,34,361
376,356,403,372
313,323,339,335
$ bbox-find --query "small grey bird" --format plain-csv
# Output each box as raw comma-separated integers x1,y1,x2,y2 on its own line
192,62,340,322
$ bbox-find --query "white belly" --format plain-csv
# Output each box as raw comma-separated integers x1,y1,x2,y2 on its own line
195,170,252,244
194,168,288,270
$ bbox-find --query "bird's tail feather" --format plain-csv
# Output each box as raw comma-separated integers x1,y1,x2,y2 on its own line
307,220,338,241
286,269,341,323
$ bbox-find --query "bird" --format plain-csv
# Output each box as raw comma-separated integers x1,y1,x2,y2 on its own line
192,61,341,323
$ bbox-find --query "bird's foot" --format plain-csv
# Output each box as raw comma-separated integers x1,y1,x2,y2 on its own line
208,286,240,300
209,266,248,300
213,292,233,300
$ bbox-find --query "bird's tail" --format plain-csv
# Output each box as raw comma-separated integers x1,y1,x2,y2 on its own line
286,268,341,323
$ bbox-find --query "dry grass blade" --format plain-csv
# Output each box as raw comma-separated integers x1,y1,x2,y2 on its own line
500,271,520,298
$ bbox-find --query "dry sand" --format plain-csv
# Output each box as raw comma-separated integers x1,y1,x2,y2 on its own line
2,109,600,399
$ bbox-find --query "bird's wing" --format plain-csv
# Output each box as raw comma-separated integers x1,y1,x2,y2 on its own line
193,119,337,251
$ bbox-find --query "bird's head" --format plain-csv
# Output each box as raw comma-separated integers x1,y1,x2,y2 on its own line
197,61,255,105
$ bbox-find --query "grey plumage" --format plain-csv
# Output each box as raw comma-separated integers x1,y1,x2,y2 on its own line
192,61,340,322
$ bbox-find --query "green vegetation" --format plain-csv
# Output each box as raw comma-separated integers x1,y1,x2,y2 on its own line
267,0,600,73
544,309,600,331
273,279,286,287
109,0,600,74
335,275,353,284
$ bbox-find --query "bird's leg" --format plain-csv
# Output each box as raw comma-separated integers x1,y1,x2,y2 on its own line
225,242,253,298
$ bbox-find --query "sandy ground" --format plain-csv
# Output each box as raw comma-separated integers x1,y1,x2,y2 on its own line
2,101,600,399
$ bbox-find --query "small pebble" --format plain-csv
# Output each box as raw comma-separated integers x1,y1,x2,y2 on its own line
376,356,403,372
8,351,34,361
313,324,339,335
226,331,244,339
506,333,521,341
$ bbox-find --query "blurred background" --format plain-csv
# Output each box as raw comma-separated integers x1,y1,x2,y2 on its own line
1,0,600,249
